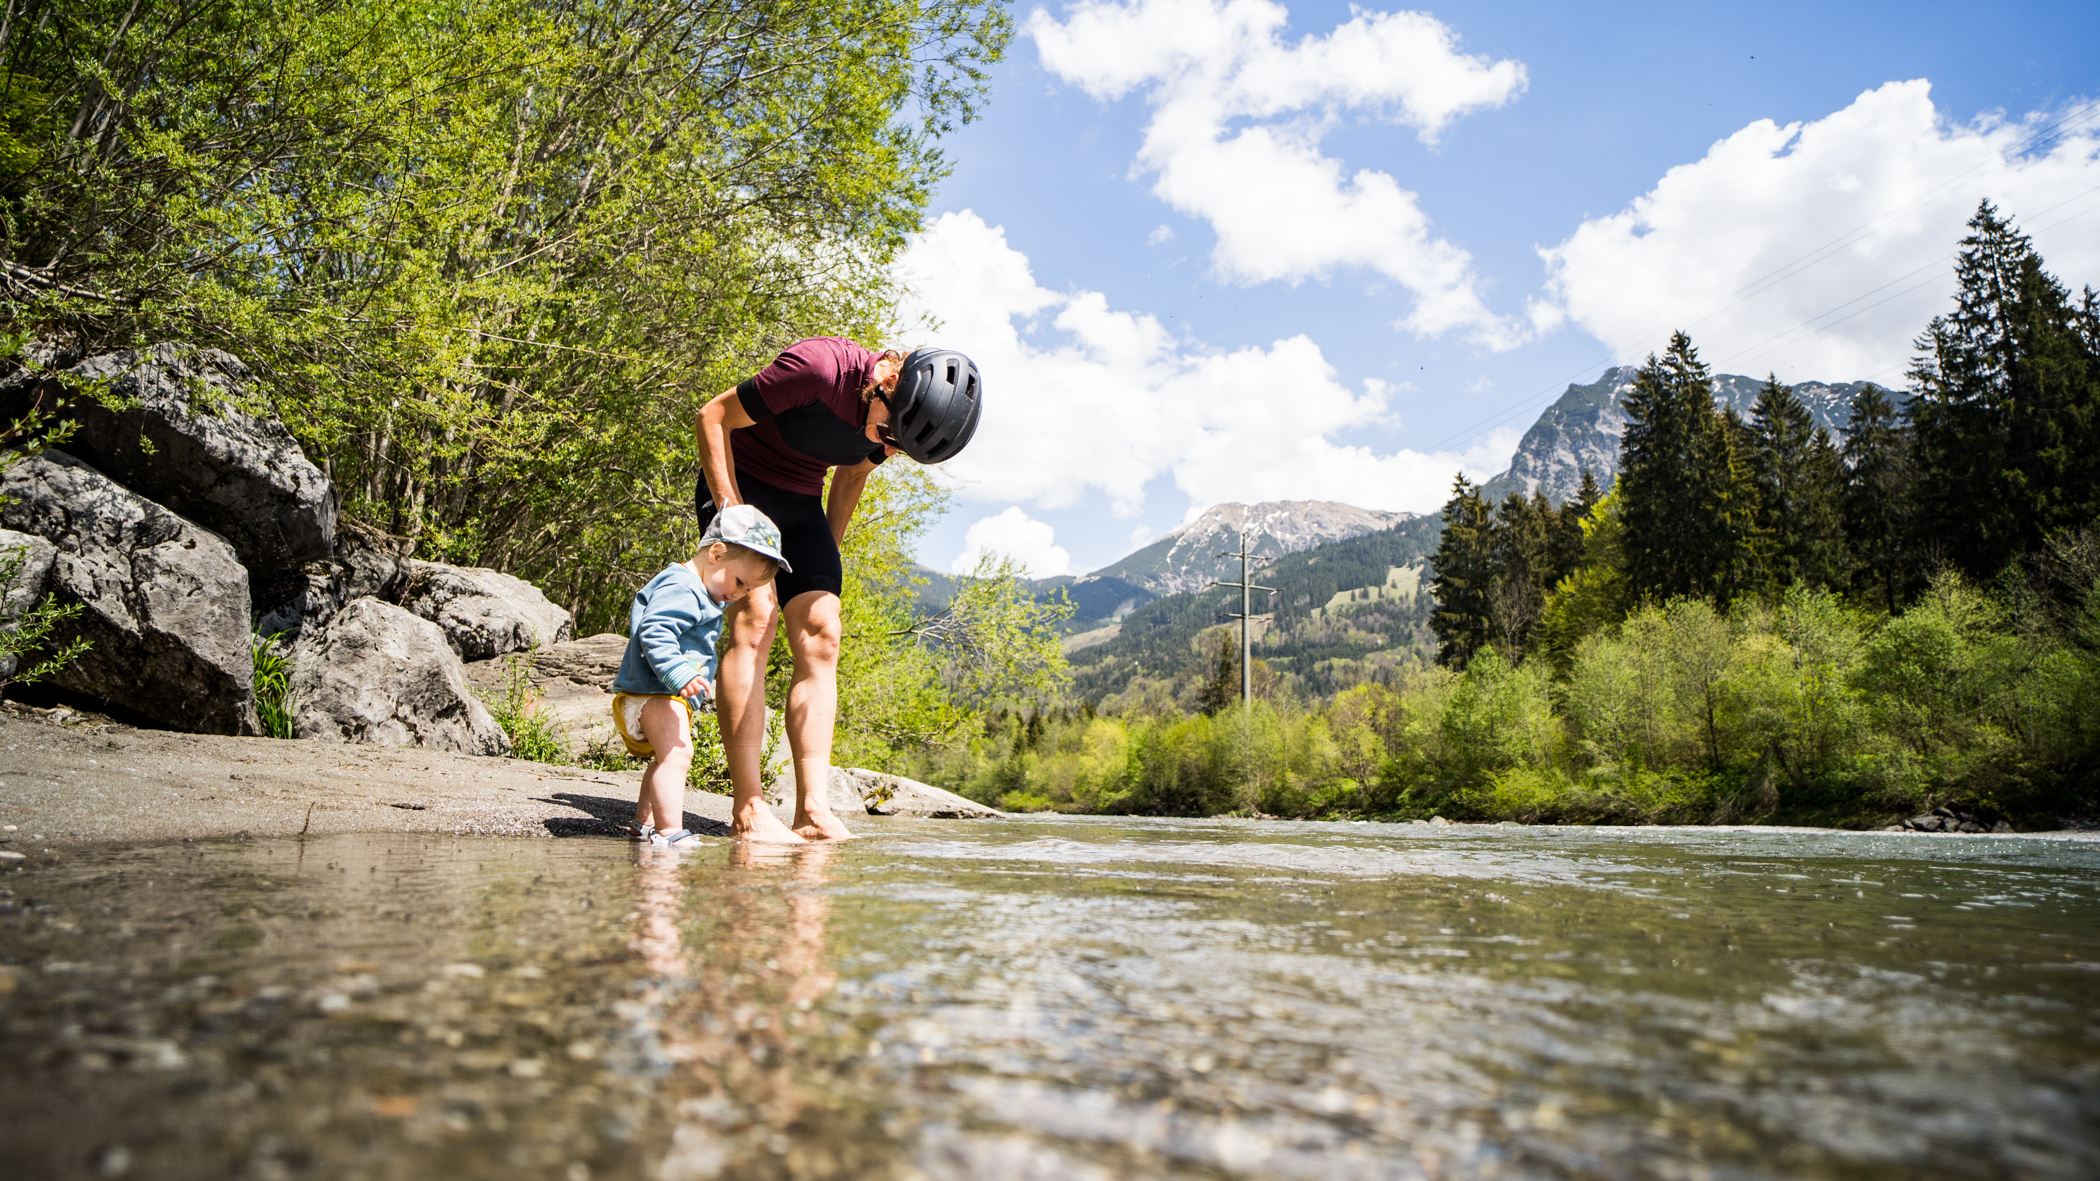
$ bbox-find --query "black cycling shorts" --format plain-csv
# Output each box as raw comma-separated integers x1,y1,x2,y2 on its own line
695,471,842,606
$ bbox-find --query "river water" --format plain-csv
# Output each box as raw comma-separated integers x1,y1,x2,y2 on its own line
1,817,2096,1179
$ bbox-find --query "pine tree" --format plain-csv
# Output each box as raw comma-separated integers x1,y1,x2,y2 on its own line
1911,201,2100,578
1747,376,1848,593
1549,470,1600,586
1840,385,1921,612
1430,474,1495,668
1193,631,1238,716
1620,332,1756,604
1488,492,1554,661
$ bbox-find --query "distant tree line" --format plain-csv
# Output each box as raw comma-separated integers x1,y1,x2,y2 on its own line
911,203,2100,825
1433,201,2100,657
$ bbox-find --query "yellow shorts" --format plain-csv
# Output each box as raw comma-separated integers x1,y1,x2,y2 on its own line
610,692,694,759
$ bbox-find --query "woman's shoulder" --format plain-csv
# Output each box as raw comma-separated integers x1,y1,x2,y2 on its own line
779,336,871,373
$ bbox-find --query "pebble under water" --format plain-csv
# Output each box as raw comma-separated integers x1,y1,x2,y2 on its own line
1,817,2097,1179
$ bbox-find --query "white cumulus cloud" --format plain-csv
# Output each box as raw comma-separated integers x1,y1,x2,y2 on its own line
1537,80,2100,384
1028,0,1526,347
893,210,1512,518
953,507,1073,577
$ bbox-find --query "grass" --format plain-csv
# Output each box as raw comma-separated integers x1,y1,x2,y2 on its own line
251,630,296,739
486,650,572,764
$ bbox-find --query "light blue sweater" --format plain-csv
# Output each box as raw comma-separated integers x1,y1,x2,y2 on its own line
612,563,724,696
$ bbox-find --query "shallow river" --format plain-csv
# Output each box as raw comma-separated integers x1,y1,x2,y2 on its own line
2,818,2097,1179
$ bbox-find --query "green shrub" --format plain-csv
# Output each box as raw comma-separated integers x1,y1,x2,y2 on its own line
0,545,88,696
485,651,571,765
250,630,297,738
1855,572,2025,811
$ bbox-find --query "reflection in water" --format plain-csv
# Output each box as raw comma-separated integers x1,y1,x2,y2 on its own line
626,842,865,1180
0,820,2096,1180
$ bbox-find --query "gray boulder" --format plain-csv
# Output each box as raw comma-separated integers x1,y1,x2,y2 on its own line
0,453,257,733
0,528,59,680
402,559,573,660
253,524,411,639
290,598,509,756
766,766,872,816
18,345,336,575
462,632,626,759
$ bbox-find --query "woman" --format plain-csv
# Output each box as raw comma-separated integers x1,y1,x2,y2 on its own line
694,337,981,842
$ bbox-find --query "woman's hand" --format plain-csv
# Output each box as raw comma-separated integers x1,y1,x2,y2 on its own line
826,459,877,545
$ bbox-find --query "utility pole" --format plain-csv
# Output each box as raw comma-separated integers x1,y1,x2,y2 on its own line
1213,527,1275,712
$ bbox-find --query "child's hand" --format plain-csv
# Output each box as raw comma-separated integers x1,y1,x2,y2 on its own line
678,676,711,703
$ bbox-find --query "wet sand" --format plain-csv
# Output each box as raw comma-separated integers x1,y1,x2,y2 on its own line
0,710,733,848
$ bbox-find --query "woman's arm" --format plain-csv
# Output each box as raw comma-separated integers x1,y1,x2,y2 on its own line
694,388,757,507
825,459,878,546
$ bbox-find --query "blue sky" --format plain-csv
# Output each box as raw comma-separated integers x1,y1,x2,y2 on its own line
889,0,2100,577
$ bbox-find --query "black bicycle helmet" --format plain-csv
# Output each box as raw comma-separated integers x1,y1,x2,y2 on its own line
888,347,982,464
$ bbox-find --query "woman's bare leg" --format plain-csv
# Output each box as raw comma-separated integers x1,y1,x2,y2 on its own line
781,591,855,840
715,586,805,844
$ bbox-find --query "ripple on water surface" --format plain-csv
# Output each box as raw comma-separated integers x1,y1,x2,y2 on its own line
1,817,2096,1179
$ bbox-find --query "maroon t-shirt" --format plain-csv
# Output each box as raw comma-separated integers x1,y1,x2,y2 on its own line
733,337,889,495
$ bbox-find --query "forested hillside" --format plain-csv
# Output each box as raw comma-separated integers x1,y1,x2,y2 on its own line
1071,514,1443,706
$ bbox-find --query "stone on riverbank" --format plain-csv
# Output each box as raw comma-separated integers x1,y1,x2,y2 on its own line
402,560,573,661
291,599,509,756
767,766,1001,819
0,453,257,734
23,346,336,574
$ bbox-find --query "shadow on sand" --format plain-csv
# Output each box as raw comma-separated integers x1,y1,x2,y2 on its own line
535,792,733,839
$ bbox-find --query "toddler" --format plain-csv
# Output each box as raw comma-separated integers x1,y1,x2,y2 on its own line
611,504,788,845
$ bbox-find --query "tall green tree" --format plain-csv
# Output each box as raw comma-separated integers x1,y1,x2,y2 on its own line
1430,474,1494,668
1747,376,1847,593
1840,385,1922,612
1550,469,1601,584
0,0,1011,630
1619,332,1757,605
1487,491,1554,662
1910,201,2100,580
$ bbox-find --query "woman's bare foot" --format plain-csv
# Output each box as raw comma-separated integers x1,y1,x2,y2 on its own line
792,807,856,841
732,799,806,844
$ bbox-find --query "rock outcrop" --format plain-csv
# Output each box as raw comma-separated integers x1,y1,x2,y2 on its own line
253,524,411,639
291,599,509,756
25,346,336,573
462,632,626,757
0,453,257,733
402,560,574,661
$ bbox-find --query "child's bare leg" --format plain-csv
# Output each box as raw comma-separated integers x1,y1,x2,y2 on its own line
638,697,695,833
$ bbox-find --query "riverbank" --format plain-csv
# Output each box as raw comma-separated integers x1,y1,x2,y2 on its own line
3,708,2091,851
0,708,733,848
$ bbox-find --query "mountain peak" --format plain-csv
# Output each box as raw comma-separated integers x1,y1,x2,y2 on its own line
1481,367,1879,505
1094,499,1413,596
